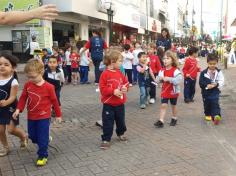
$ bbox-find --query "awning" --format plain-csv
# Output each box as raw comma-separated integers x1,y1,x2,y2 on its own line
231,18,236,26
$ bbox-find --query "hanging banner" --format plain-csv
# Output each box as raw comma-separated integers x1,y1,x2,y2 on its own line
0,0,40,25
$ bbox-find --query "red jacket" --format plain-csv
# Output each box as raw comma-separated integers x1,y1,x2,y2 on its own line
17,81,62,120
99,69,128,106
149,54,162,74
70,52,79,68
182,57,200,79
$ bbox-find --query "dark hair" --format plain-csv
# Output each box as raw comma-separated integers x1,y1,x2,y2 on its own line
32,35,36,41
92,29,100,36
48,55,58,62
156,47,165,58
52,46,59,52
188,46,199,55
42,48,48,52
138,52,146,59
124,44,130,51
0,51,19,68
207,53,219,63
161,28,170,39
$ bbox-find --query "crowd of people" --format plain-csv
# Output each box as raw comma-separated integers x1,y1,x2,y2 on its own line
0,27,226,167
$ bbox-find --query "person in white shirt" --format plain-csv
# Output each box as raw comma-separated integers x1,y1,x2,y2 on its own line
65,45,72,83
27,36,40,58
132,42,143,84
122,44,134,86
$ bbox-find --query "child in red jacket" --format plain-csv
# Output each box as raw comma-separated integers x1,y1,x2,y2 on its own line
182,46,201,103
99,50,129,150
13,59,62,166
148,45,162,104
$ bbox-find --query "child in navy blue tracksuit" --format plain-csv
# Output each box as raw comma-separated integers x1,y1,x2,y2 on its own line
199,53,224,125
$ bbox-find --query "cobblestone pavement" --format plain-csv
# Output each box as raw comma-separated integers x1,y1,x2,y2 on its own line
1,59,236,176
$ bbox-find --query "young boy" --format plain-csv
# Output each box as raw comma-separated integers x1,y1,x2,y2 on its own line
199,53,224,124
137,52,156,109
43,56,65,107
13,59,62,166
52,46,62,68
42,48,50,68
183,46,201,103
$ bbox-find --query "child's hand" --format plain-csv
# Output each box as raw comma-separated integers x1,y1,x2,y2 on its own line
186,74,190,77
114,89,122,98
159,76,164,81
207,84,215,89
163,77,171,82
0,100,7,107
121,86,127,93
55,117,62,123
12,109,20,120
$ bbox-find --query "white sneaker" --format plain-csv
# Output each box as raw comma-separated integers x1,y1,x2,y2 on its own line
129,84,133,87
149,98,155,104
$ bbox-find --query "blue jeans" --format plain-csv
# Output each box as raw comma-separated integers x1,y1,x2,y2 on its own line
28,119,50,158
184,78,196,100
203,97,221,117
132,65,138,83
139,86,150,105
80,66,89,83
102,104,126,142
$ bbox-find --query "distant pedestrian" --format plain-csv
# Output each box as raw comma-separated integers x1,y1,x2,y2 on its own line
122,44,134,86
0,52,28,157
132,42,143,84
182,46,201,103
65,45,72,83
42,48,50,68
70,47,80,85
13,59,62,166
154,51,182,128
137,52,157,109
99,50,129,149
28,35,40,58
156,28,172,52
199,53,224,124
52,46,62,68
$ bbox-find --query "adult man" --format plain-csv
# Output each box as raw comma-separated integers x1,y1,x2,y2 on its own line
80,30,108,85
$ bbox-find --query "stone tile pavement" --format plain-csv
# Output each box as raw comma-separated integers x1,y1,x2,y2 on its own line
1,59,236,176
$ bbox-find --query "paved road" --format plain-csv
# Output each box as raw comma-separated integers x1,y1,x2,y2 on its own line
1,59,236,176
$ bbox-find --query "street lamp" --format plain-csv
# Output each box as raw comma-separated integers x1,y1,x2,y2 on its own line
105,1,114,45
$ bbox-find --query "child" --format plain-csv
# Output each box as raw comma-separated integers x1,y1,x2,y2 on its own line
99,50,129,149
52,46,62,68
154,50,182,128
137,52,157,109
13,59,62,166
122,44,134,86
0,52,28,157
42,48,50,68
132,42,143,84
199,53,224,124
43,56,65,107
65,45,72,84
79,41,92,84
156,46,165,67
148,45,162,104
182,46,201,103
59,47,67,81
70,47,80,85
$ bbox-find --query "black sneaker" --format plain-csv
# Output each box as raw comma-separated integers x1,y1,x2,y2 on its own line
184,99,191,103
154,120,164,128
170,118,177,126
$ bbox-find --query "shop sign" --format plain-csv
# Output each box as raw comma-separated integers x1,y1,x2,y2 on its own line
30,27,51,48
0,0,40,24
148,17,161,33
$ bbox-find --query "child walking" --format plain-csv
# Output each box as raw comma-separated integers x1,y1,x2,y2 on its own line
137,52,157,109
199,53,224,124
122,44,134,86
148,45,162,104
182,46,201,103
99,50,129,149
70,47,80,85
0,52,28,157
154,51,182,128
13,59,62,166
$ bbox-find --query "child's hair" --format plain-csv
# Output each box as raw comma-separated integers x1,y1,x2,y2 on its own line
103,49,122,66
52,46,59,52
148,42,156,49
48,56,58,62
42,48,48,52
24,58,44,74
138,52,146,59
123,44,130,51
71,46,78,53
59,47,66,53
207,53,219,63
0,51,19,68
165,50,179,67
188,46,199,55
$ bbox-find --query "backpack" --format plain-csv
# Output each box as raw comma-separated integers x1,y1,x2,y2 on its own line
90,36,104,61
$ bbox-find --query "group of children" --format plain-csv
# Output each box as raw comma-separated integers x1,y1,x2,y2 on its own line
0,42,225,165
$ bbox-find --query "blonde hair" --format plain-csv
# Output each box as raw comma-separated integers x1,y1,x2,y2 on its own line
24,58,44,74
165,50,179,68
103,49,122,66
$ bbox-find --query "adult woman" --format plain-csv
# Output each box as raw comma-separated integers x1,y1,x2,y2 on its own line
156,28,172,52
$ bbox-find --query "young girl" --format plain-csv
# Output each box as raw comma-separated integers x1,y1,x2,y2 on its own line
70,47,80,85
13,59,62,166
154,51,182,128
0,52,28,157
99,50,129,149
122,44,134,86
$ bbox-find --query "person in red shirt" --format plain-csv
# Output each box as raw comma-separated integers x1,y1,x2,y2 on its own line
154,51,182,128
70,47,80,85
182,46,201,103
147,45,162,104
99,50,129,150
13,59,62,166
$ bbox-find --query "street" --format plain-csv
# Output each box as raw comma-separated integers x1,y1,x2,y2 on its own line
0,59,236,176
